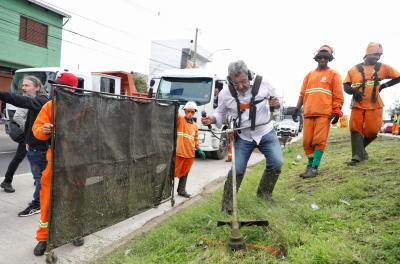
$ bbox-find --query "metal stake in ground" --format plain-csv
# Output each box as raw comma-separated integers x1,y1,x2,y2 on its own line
217,117,269,251
227,125,246,250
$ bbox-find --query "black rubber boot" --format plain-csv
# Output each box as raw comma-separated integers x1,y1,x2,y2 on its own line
349,132,365,165
221,173,244,214
363,136,376,160
256,170,281,200
33,241,47,256
177,175,191,198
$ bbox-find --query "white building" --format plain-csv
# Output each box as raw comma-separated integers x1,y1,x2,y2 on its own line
149,39,211,81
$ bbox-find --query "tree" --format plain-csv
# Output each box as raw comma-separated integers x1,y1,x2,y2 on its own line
131,72,148,93
387,100,400,119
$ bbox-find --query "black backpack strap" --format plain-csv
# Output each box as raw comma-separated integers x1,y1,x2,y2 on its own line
227,79,242,130
249,75,263,130
371,62,382,103
356,63,366,94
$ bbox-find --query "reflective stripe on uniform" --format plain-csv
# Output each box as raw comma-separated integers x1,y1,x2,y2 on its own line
305,88,332,96
39,221,48,228
351,80,376,88
177,132,194,141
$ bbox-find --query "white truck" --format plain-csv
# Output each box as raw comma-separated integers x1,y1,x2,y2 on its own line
4,67,142,134
150,69,228,159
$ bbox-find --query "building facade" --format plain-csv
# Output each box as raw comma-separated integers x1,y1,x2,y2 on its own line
0,0,69,93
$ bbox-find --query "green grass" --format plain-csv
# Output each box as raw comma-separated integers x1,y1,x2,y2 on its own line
96,130,400,264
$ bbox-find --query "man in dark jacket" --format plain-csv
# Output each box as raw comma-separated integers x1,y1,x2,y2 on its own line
0,107,28,193
0,75,49,216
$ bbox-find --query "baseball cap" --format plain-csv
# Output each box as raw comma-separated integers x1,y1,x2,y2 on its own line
49,72,78,88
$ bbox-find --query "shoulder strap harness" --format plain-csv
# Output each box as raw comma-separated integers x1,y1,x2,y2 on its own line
356,62,381,103
228,75,264,131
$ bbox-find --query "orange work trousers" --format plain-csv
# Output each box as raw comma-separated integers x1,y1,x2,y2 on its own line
303,116,330,156
175,156,194,178
36,149,52,241
392,123,399,135
350,108,383,138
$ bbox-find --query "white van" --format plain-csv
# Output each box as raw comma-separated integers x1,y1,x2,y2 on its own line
4,67,122,133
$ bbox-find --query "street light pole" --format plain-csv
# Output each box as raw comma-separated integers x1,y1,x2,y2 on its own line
193,28,199,68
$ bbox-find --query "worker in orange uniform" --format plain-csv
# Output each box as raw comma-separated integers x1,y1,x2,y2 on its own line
32,73,82,256
292,45,344,178
175,101,206,198
344,42,400,165
393,113,400,135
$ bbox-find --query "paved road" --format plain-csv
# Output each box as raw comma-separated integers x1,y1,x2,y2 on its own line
0,125,31,181
0,140,265,264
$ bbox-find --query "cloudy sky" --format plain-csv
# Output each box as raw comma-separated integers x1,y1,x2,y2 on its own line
43,0,400,117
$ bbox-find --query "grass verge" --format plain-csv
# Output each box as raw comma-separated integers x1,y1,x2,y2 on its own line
96,130,400,264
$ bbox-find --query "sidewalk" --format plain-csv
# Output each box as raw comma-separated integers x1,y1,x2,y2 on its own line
0,152,265,263
379,132,400,139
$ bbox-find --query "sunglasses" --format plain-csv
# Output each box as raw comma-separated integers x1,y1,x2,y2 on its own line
315,55,330,61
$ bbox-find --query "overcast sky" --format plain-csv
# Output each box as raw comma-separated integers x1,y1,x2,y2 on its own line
43,0,400,117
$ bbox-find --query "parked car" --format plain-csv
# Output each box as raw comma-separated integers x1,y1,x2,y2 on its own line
276,119,299,137
381,123,393,133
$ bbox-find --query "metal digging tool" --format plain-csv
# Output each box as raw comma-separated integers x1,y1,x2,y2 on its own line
217,117,269,251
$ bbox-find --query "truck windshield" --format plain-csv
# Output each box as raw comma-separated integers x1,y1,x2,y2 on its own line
11,71,56,95
157,77,212,105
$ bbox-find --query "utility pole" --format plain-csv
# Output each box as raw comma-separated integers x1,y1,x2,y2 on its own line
192,28,199,68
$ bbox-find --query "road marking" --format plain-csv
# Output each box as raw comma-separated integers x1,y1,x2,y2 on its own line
12,173,32,178
0,151,16,155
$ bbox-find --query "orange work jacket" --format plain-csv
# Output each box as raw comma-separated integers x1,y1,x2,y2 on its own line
300,68,344,117
176,115,198,158
344,63,400,109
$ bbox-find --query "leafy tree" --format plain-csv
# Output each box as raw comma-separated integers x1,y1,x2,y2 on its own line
387,100,400,118
131,72,148,93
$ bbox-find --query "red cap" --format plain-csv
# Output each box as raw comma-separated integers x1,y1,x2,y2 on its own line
49,72,78,88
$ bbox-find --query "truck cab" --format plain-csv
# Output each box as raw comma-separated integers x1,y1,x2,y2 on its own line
153,69,228,159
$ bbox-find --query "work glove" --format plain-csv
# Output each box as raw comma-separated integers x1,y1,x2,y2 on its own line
353,90,364,102
292,108,299,122
331,113,340,124
196,149,206,160
331,108,343,125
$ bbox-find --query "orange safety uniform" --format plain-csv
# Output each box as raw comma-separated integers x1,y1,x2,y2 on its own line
175,115,198,178
392,115,400,135
32,101,53,242
344,64,400,138
300,68,344,156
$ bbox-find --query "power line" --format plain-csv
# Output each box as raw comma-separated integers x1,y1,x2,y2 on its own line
33,0,193,56
0,14,179,70
0,18,177,69
37,0,142,38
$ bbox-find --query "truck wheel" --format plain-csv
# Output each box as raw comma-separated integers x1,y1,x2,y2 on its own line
211,134,228,160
